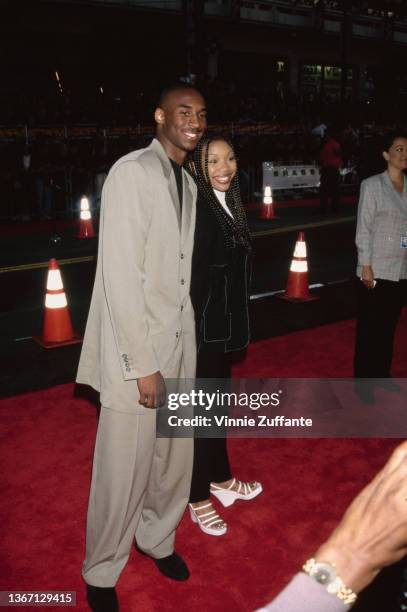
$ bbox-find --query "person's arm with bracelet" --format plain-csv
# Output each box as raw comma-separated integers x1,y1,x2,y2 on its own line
257,441,407,611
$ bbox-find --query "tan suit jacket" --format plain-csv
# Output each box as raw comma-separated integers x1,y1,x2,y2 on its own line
77,138,197,413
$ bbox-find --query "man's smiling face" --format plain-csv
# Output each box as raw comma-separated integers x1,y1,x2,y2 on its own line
155,88,207,163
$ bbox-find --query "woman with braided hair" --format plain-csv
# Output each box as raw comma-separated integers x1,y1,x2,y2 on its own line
188,135,262,536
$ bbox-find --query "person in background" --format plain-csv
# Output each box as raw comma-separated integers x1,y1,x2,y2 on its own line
187,135,262,536
354,130,407,400
319,128,343,213
257,440,407,611
311,118,328,140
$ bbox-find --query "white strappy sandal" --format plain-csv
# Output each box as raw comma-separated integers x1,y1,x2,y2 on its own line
188,502,227,536
210,478,263,507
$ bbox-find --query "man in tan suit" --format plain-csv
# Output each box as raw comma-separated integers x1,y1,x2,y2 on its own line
76,85,207,612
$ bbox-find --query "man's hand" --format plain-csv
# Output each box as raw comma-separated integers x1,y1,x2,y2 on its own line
137,372,166,408
315,441,407,594
361,265,375,289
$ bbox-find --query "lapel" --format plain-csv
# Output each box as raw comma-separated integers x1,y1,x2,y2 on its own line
181,170,196,249
148,138,181,230
382,171,407,217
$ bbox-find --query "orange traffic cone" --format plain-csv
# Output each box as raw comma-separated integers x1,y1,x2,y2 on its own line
78,196,96,239
278,232,319,302
260,184,277,219
33,259,82,348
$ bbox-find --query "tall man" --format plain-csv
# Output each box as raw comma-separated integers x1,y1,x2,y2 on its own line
77,85,207,612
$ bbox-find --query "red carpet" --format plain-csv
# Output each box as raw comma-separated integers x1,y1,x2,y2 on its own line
1,313,406,611
233,310,407,378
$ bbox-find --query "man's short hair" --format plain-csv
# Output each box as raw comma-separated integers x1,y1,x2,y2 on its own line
157,83,202,109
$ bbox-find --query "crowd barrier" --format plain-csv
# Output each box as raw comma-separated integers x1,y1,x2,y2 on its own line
262,162,357,191
0,121,372,220
0,121,391,143
0,122,302,143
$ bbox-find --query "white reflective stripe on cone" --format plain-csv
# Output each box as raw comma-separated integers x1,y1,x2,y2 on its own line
80,211,92,220
47,269,64,291
80,197,90,211
45,293,68,309
263,184,273,204
290,260,308,273
293,241,307,258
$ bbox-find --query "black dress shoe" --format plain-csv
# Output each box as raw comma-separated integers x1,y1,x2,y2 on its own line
86,584,119,612
135,544,190,581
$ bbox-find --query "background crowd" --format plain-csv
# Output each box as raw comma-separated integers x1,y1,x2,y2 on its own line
0,92,397,224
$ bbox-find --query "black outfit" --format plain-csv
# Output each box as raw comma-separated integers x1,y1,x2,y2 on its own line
189,350,233,503
189,192,250,503
170,159,183,213
320,166,340,213
190,194,250,355
354,279,406,378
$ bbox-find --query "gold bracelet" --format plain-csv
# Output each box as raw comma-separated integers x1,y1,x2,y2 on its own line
302,558,357,606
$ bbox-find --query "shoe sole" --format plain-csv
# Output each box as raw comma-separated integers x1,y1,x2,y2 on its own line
211,483,263,507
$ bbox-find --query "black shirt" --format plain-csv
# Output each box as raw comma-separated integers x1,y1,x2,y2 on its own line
170,159,183,214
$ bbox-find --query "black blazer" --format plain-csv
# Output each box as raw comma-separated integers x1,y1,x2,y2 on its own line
190,193,250,353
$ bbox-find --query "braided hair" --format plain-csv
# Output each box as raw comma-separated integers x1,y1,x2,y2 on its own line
189,135,252,253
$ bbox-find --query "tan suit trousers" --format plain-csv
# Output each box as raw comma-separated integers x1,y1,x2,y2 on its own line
82,405,193,587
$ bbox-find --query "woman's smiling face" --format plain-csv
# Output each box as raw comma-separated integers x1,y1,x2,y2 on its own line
206,140,237,192
383,137,407,172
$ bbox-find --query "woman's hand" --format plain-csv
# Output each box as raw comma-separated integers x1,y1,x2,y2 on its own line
361,265,375,289
314,441,407,594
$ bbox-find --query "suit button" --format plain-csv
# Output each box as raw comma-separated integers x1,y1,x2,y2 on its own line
180,279,185,285
180,305,184,311
175,332,179,338
180,253,184,259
